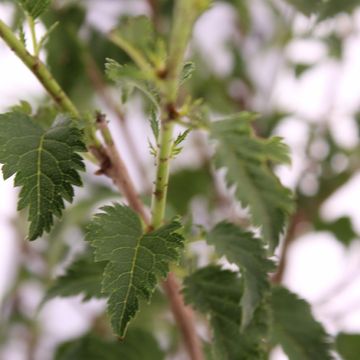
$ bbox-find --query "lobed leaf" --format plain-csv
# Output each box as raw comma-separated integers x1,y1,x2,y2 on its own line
210,113,294,250
207,222,275,328
86,204,184,337
184,266,268,360
0,112,86,240
270,286,333,360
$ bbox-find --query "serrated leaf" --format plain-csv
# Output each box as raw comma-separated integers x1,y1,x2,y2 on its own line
55,329,164,360
210,113,294,250
336,333,360,360
86,204,184,337
17,0,51,19
270,286,333,360
0,112,86,240
207,222,274,328
45,252,106,302
105,58,159,106
184,266,268,360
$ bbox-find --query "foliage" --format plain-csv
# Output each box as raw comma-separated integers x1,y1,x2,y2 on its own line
0,112,85,240
0,0,358,358
86,204,184,337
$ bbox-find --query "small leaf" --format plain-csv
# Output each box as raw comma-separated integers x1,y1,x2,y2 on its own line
0,112,86,240
45,252,106,302
210,113,294,250
180,61,196,85
17,0,51,19
105,58,159,106
207,222,275,328
270,286,333,360
149,108,159,140
184,266,268,360
336,333,360,360
86,204,184,337
55,329,164,360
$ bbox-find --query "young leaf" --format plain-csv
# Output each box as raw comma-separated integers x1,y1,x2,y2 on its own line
17,0,51,19
45,252,106,302
0,112,86,240
207,222,274,328
180,61,196,85
270,286,333,360
105,59,159,107
184,266,268,360
86,204,184,337
55,329,164,360
210,113,294,250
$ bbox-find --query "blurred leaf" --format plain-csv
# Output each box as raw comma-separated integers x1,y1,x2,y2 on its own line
0,112,85,240
210,113,294,250
168,167,212,215
336,333,360,360
55,329,164,360
17,0,50,19
184,266,268,360
105,58,159,106
314,216,357,246
45,252,105,302
86,204,184,337
207,222,274,328
43,5,88,98
282,0,322,16
270,286,333,360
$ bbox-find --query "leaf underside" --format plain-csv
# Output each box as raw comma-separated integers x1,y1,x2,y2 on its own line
0,112,85,240
86,204,184,337
210,113,294,250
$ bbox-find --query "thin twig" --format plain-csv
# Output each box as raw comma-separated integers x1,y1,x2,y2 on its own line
95,113,151,225
82,51,150,188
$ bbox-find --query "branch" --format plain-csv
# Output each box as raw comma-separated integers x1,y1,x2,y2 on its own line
95,113,151,225
0,19,79,118
149,2,207,359
82,51,150,188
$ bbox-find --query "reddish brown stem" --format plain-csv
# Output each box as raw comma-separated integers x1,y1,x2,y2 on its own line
163,273,204,360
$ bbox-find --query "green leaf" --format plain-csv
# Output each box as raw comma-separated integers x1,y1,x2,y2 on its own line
180,61,196,85
45,252,105,302
55,329,164,360
184,266,268,360
270,286,333,360
113,16,155,54
207,222,274,328
336,333,360,360
282,0,321,16
17,0,51,18
210,113,294,250
314,216,357,246
0,112,86,240
105,58,159,106
86,204,184,337
168,167,212,215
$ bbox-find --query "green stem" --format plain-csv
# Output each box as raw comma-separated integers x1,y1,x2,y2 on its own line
27,15,38,55
0,19,79,118
151,120,175,228
108,31,154,76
